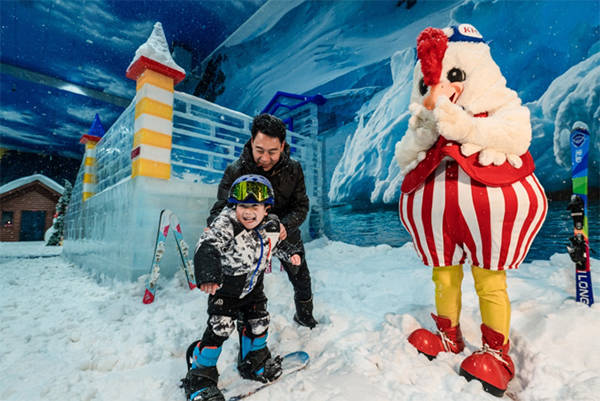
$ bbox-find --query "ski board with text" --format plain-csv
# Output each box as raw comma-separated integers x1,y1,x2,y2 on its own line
567,123,594,306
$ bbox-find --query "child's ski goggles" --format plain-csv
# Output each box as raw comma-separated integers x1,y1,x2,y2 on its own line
228,180,274,205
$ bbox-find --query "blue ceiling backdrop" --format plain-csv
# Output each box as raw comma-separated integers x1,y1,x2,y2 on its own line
0,0,264,159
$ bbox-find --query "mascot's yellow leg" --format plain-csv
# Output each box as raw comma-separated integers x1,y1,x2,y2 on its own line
471,266,511,344
433,265,464,327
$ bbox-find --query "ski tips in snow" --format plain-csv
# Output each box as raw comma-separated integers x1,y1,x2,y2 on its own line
142,209,197,304
143,288,155,304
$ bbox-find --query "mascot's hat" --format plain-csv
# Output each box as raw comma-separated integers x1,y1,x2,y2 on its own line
417,23,486,86
443,24,486,44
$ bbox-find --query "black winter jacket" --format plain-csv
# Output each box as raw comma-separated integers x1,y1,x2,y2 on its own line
195,208,301,298
208,140,310,233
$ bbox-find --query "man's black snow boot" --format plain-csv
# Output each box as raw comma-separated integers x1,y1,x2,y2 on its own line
293,296,317,329
180,366,224,401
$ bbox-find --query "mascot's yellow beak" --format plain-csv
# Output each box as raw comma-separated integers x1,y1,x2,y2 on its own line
423,81,464,110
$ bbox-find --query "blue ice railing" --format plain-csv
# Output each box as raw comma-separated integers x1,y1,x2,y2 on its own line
261,91,326,131
169,92,313,183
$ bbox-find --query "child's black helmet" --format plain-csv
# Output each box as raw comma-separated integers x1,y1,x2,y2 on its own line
228,174,275,205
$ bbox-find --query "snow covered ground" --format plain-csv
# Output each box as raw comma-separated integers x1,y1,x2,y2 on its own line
1,240,599,401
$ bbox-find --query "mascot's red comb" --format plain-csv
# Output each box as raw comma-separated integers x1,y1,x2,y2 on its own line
416,28,448,86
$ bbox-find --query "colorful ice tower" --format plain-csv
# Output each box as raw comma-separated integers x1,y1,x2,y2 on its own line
126,22,185,180
79,114,105,201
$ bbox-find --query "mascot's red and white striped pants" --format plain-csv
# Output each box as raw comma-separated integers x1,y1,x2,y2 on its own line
399,160,547,270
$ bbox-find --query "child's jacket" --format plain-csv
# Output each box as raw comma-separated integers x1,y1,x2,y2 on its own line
194,207,300,298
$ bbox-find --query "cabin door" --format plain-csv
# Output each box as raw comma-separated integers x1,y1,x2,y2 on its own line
20,210,46,241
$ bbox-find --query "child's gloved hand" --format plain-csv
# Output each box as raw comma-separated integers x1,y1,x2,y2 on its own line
200,283,220,295
290,254,301,266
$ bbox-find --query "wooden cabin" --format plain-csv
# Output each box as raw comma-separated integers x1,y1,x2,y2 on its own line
0,174,64,241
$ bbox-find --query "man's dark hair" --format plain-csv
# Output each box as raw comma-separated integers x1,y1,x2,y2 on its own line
251,113,286,142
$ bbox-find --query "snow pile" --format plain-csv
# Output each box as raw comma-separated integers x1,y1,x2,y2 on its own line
127,22,185,74
1,240,599,400
0,241,63,259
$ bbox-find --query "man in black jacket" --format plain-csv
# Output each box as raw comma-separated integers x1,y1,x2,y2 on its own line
207,113,317,328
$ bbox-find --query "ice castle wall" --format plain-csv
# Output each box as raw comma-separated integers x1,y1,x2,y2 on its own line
63,92,321,282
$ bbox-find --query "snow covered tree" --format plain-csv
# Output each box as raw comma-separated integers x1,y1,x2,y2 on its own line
46,180,72,246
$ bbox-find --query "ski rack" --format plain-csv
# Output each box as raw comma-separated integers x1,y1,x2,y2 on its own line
142,209,197,304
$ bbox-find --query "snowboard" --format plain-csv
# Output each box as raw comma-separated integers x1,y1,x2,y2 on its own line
223,351,309,401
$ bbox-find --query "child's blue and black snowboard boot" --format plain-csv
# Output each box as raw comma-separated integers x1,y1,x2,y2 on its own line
237,327,283,383
181,341,225,401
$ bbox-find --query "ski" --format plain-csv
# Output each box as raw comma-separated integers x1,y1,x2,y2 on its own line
567,122,594,306
170,212,197,290
143,209,171,304
142,209,197,304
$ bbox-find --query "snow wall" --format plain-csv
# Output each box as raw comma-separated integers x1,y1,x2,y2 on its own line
202,0,599,199
63,93,322,281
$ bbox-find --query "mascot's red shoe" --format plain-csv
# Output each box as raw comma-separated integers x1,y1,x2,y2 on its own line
408,313,465,359
459,324,515,397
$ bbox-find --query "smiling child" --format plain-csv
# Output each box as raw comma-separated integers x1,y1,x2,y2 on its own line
181,174,301,401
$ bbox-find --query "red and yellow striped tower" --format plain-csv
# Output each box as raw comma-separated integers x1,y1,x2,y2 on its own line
79,114,105,201
126,22,185,180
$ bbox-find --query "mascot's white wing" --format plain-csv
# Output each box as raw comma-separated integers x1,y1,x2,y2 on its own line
395,103,439,175
433,41,531,167
395,65,440,175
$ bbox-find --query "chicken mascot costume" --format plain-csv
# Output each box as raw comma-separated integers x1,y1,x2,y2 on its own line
395,24,547,397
